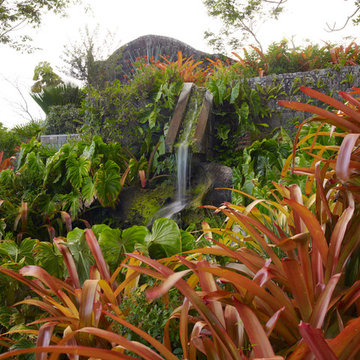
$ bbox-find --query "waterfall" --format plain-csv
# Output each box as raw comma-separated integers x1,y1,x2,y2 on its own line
151,93,199,221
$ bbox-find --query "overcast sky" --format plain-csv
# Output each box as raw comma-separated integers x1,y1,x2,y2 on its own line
1,0,358,129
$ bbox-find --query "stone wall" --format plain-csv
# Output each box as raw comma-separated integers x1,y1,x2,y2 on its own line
246,65,360,130
40,134,80,149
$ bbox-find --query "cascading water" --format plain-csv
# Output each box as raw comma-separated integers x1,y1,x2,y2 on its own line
151,88,203,221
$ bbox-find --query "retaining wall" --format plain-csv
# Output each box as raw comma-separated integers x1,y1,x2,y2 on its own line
246,65,360,130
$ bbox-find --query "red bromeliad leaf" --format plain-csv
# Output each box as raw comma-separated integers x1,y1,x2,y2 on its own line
266,307,285,337
36,323,56,360
253,259,276,287
79,280,99,329
232,298,276,358
340,281,360,312
102,311,179,360
19,265,75,296
277,100,360,132
339,91,360,111
190,321,207,357
27,316,78,327
284,199,328,266
202,336,221,360
74,327,165,360
146,269,191,299
223,207,284,274
298,322,337,360
282,259,312,322
314,162,333,222
53,238,81,289
127,253,244,360
0,346,136,360
84,228,111,282
60,211,72,233
224,305,244,351
299,86,360,123
196,260,226,327
336,134,360,181
14,299,63,318
198,266,299,331
180,298,191,359
326,193,354,281
328,317,360,359
138,169,146,188
309,273,340,329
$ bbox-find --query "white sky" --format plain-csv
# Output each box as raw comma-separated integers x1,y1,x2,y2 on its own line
0,0,359,129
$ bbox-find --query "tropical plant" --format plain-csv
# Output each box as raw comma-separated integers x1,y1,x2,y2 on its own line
0,151,15,172
231,129,293,205
0,227,188,359
155,51,210,86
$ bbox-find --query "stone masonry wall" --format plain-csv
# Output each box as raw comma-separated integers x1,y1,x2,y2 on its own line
246,65,360,131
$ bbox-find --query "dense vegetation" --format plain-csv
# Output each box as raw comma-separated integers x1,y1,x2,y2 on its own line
1,40,360,359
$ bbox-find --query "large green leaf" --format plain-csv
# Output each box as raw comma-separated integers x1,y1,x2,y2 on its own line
94,224,149,270
93,224,122,269
81,176,96,206
122,225,149,247
66,227,94,284
0,238,37,264
33,242,64,278
95,160,122,207
146,218,181,258
61,190,82,219
0,240,19,261
66,155,90,188
180,230,195,252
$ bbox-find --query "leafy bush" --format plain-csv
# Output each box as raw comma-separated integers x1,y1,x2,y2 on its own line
81,59,183,155
45,104,83,134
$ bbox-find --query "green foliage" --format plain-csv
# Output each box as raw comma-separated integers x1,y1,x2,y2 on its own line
65,220,195,274
94,160,122,207
45,104,83,134
31,61,63,93
31,83,84,114
116,287,182,354
0,121,45,159
146,218,182,258
232,129,292,205
0,0,76,51
0,136,133,239
203,0,286,52
206,66,271,162
80,59,182,154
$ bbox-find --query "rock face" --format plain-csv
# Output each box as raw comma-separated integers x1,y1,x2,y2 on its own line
191,161,233,207
104,34,227,81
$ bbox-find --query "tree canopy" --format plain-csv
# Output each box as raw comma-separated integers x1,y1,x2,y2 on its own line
203,0,360,53
0,0,77,51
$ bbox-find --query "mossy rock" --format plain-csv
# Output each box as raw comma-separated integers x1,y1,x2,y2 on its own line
117,183,175,227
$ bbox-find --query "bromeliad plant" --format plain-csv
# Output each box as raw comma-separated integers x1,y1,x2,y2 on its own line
3,87,360,359
155,51,210,86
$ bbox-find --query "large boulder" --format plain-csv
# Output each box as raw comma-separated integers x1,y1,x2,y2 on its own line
103,34,229,81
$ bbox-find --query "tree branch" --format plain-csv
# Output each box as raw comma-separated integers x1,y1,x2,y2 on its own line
325,5,360,32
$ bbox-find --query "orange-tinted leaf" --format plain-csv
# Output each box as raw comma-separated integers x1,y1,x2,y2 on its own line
233,298,276,358
277,100,360,132
36,323,56,360
299,322,337,360
84,229,111,282
0,346,135,360
336,134,360,181
284,199,328,266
